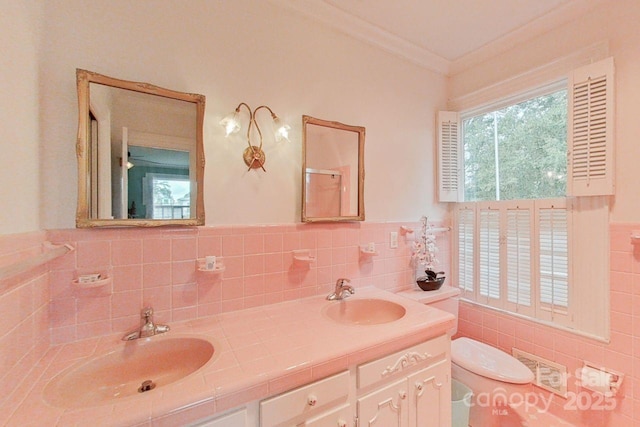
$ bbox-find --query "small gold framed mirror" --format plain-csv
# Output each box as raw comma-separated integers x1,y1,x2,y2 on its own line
75,69,205,227
302,115,365,222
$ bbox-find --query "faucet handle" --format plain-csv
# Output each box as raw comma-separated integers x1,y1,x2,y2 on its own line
122,306,168,341
336,278,351,286
141,307,154,320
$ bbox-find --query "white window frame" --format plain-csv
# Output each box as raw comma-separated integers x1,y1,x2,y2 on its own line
441,58,614,341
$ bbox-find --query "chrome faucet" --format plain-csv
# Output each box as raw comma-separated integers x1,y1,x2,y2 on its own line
326,278,355,300
122,307,170,341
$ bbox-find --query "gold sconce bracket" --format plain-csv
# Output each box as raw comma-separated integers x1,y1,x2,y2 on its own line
220,102,290,172
243,145,266,170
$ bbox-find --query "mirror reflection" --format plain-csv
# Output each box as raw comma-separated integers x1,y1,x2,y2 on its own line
76,69,205,227
302,116,365,222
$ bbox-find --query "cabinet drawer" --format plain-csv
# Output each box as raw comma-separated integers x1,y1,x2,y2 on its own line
357,334,449,390
260,371,350,426
190,408,247,427
303,403,351,427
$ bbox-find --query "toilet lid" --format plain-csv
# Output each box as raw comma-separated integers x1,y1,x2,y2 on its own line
451,338,534,384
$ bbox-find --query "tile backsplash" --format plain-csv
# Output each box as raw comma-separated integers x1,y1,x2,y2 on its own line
45,221,449,345
0,231,50,409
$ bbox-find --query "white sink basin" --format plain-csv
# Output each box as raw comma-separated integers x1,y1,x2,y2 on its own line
43,336,215,408
322,298,407,325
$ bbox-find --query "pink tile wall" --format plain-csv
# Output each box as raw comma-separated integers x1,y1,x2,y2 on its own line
0,231,51,409
4,221,637,427
457,223,640,427
46,221,451,345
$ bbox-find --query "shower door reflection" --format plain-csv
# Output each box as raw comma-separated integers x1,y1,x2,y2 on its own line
305,168,352,218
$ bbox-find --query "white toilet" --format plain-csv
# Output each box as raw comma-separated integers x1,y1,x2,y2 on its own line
399,286,534,427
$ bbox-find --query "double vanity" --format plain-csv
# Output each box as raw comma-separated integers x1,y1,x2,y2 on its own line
24,287,454,426
28,68,457,426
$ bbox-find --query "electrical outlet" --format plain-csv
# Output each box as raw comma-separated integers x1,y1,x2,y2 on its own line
390,231,398,249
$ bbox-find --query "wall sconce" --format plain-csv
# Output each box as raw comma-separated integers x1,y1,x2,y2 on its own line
220,102,290,171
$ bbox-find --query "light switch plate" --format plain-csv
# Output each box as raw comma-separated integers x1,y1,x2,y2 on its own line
390,231,398,249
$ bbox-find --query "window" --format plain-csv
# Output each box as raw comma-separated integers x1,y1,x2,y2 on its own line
438,58,614,339
143,173,191,219
463,90,567,202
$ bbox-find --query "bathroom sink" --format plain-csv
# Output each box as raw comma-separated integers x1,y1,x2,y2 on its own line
322,298,406,325
43,336,215,408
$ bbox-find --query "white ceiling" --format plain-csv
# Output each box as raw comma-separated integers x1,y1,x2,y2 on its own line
271,0,606,74
322,0,572,61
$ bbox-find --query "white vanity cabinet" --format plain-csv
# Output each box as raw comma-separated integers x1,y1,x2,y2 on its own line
253,334,451,427
260,370,351,427
407,362,451,426
356,334,451,427
190,407,252,427
357,376,409,425
303,403,352,427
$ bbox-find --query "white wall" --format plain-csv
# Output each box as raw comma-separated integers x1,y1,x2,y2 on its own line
34,0,448,229
0,1,43,234
448,0,640,223
5,0,637,233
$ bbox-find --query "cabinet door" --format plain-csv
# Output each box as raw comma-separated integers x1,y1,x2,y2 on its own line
357,378,408,427
302,403,351,427
407,361,451,427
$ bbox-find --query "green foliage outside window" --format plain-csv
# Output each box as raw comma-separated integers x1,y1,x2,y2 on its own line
463,90,567,201
153,181,174,204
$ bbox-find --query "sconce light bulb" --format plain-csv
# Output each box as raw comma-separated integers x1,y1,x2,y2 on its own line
220,112,241,136
273,117,291,142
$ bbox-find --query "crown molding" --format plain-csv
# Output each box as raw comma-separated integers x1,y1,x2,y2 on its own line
268,0,451,75
449,40,609,112
270,0,610,78
448,0,608,76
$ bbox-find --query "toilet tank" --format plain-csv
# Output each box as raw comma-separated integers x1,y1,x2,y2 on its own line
397,286,460,336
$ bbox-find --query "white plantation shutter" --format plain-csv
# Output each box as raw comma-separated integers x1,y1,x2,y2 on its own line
570,196,608,338
456,200,571,321
448,59,612,339
536,199,570,326
567,57,615,196
456,205,475,295
505,202,534,316
437,111,460,202
478,205,500,305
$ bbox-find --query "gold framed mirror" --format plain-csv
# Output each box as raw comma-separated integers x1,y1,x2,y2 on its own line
75,69,205,227
302,115,365,222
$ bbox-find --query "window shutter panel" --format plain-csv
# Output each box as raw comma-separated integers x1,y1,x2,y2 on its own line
456,205,475,294
569,196,608,337
478,205,500,304
567,57,615,196
505,202,533,315
537,201,569,322
437,111,460,202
